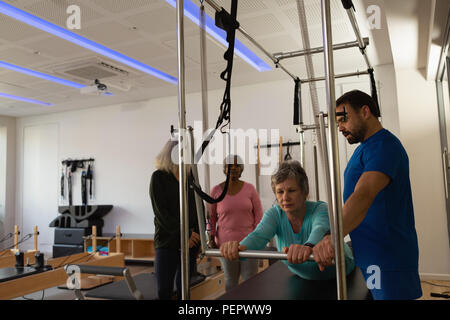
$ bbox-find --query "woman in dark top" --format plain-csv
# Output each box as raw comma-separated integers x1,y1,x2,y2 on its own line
149,139,200,300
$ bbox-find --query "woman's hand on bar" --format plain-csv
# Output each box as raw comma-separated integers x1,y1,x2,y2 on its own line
220,241,247,260
283,244,312,264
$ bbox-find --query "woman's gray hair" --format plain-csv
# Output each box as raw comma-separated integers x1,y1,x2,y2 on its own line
155,140,179,176
271,160,309,196
223,154,244,173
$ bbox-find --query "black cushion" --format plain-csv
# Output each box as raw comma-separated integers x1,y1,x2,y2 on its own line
85,272,206,300
217,261,371,300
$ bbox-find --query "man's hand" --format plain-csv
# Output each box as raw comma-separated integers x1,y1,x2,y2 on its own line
220,241,247,260
189,232,200,248
313,234,335,271
283,244,313,264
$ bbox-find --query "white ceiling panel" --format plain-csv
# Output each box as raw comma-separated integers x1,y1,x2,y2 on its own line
163,35,228,65
79,21,146,47
0,15,43,42
23,0,104,28
0,71,41,86
116,41,175,64
124,6,184,37
239,14,286,37
0,46,52,65
21,36,91,59
89,0,158,14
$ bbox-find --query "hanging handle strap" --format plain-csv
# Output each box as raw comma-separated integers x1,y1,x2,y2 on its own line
368,68,381,117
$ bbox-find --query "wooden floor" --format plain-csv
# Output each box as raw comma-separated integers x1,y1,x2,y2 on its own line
418,280,450,300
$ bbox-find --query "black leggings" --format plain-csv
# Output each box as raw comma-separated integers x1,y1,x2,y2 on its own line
155,246,199,300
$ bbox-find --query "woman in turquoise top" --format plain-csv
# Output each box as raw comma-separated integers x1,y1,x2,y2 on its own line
220,160,355,280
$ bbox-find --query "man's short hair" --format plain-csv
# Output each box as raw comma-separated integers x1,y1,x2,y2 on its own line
336,90,378,117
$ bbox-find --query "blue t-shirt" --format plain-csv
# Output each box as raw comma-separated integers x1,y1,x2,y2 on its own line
241,201,355,280
344,128,422,299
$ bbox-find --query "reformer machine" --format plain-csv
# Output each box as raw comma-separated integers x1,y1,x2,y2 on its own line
175,0,380,300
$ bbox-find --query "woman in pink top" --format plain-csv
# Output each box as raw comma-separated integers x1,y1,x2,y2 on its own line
209,155,263,291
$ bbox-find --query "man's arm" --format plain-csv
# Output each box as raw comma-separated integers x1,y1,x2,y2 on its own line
313,170,390,270
342,171,390,236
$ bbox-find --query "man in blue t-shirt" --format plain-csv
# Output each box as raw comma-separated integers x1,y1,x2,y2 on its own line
313,90,422,300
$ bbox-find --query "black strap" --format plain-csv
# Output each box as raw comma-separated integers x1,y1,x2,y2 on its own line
188,0,239,205
341,0,354,10
368,68,381,117
81,171,87,205
188,166,231,204
293,78,301,125
214,0,239,133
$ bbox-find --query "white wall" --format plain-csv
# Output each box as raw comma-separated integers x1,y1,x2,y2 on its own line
0,116,15,251
395,68,450,278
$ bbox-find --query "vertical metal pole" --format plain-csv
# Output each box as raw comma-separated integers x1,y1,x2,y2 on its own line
299,130,305,167
321,0,347,300
313,144,319,201
318,113,335,234
188,127,207,255
176,0,190,300
199,3,211,203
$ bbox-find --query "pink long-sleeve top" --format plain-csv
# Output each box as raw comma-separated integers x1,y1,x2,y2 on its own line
208,182,263,247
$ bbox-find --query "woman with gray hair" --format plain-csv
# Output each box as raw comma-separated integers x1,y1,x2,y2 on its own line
150,140,201,299
209,154,263,291
220,160,355,280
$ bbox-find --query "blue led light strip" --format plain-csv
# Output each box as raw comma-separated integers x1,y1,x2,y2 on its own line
0,61,84,88
0,92,53,106
165,0,271,72
0,1,177,84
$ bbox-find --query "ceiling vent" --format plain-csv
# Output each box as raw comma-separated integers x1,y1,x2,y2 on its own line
50,57,134,91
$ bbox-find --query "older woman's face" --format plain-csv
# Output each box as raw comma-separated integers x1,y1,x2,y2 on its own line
224,160,242,180
275,177,306,214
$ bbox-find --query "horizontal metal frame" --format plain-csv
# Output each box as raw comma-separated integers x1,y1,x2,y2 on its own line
301,70,369,84
273,38,369,61
204,248,314,261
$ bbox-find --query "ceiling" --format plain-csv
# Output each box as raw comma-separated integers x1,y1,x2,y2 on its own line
0,0,415,117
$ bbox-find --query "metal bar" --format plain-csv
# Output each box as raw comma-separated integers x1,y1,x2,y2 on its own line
318,112,335,238
313,144,320,201
123,268,144,300
436,7,450,82
343,6,372,69
274,38,369,61
176,0,190,301
256,141,301,149
188,127,208,255
299,130,305,167
204,248,315,261
301,70,369,84
203,0,298,81
321,0,347,300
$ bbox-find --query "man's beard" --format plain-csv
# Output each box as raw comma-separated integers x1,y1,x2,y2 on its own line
343,125,366,144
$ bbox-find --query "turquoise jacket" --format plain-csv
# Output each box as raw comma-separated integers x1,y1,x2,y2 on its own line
240,201,355,280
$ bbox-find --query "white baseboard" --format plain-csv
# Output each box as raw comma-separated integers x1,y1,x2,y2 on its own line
420,273,450,281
